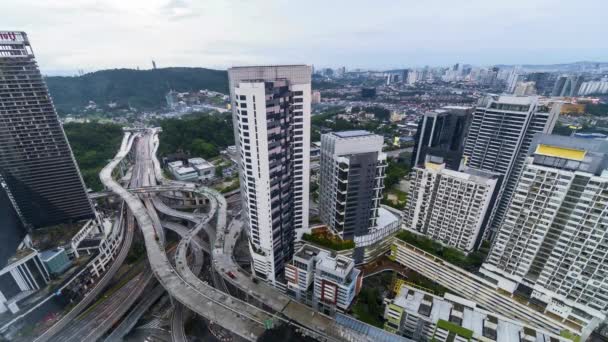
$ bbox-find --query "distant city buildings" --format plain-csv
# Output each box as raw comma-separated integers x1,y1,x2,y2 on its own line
360,87,376,98
481,134,608,331
513,81,537,96
552,75,585,97
0,31,95,229
462,95,560,239
228,65,312,285
311,90,321,104
285,244,362,315
578,77,608,95
405,162,499,253
525,72,555,96
411,106,473,171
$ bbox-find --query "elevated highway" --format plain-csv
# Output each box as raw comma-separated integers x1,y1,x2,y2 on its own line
100,131,270,340
95,128,408,342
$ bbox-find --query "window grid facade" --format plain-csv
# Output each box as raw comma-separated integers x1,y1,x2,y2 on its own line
0,31,94,229
481,135,608,328
228,66,311,285
462,96,559,240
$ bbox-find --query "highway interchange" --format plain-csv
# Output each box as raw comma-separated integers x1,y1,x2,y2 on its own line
33,127,397,342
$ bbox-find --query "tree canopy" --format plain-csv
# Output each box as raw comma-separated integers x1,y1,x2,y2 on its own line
157,113,234,158
63,122,123,191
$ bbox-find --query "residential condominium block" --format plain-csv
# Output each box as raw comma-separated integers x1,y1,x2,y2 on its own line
285,244,362,315
228,65,311,285
384,283,568,342
411,106,473,170
462,95,560,240
481,134,608,334
404,160,499,253
318,131,386,248
0,31,95,229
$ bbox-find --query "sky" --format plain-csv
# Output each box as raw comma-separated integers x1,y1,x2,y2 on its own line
3,0,608,75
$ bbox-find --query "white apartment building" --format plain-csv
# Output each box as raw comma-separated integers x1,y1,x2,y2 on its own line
463,95,560,239
228,66,311,285
481,134,608,335
384,283,568,342
285,244,362,315
405,161,499,253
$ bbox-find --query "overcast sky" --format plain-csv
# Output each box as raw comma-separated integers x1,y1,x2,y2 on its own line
3,0,607,75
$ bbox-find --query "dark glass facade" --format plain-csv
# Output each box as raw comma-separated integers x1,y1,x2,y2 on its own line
411,107,472,170
0,31,94,229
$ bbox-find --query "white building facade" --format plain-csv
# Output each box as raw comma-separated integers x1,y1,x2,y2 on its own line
228,66,311,285
463,95,560,239
481,135,608,335
285,244,362,315
405,162,499,253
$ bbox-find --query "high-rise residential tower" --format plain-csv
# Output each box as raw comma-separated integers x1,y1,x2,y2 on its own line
405,161,499,253
411,106,473,170
462,95,560,239
551,75,585,97
0,31,95,229
481,134,608,335
228,65,311,285
318,131,386,242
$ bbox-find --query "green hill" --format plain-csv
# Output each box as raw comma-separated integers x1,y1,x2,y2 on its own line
45,67,228,113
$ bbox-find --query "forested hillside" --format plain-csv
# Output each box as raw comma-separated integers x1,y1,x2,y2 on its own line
46,67,228,113
64,122,124,191
157,113,234,159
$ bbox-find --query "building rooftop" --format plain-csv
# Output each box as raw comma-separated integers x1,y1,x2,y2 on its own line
377,207,399,229
188,157,213,167
175,167,197,175
316,251,354,276
332,130,374,139
168,160,183,168
391,285,566,342
294,244,322,261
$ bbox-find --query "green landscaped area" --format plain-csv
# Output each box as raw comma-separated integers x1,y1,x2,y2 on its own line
351,287,384,328
560,329,582,342
301,232,355,251
396,230,490,271
436,319,474,340
404,272,449,296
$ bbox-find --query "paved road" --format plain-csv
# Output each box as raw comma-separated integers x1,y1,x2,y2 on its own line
102,130,268,340
33,172,137,342
100,129,408,342
51,268,153,342
103,283,165,342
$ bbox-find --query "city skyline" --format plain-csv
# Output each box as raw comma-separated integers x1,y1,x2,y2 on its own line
2,0,608,75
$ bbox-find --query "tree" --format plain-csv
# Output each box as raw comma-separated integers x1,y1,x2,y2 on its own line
190,139,218,158
215,165,224,178
158,113,234,158
385,159,410,189
64,122,123,191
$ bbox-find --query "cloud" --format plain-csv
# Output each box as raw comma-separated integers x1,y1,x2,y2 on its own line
1,0,606,74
